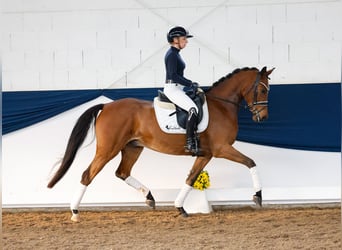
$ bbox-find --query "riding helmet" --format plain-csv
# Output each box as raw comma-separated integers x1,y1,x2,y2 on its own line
167,26,193,43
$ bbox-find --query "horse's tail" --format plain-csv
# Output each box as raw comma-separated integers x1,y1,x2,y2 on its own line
47,104,104,188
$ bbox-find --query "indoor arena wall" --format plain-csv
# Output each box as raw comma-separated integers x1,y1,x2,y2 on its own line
2,0,341,208
2,0,341,90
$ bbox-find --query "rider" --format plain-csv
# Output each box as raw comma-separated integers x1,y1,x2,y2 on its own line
164,26,200,155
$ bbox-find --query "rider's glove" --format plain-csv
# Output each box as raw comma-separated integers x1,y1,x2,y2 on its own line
184,82,199,99
191,82,199,90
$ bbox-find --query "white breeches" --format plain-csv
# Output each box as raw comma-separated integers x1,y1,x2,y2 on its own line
164,83,198,113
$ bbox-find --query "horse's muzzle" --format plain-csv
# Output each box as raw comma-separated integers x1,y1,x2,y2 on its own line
257,114,268,122
252,108,268,122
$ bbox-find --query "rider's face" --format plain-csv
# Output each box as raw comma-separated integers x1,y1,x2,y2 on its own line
173,37,188,49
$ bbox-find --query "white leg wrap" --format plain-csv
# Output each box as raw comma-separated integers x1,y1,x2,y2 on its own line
175,184,193,208
250,167,262,192
70,183,87,211
125,176,150,197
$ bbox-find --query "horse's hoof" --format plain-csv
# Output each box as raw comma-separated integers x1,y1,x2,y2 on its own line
253,195,262,208
177,207,189,218
253,191,262,208
146,191,156,209
71,213,80,222
146,199,155,209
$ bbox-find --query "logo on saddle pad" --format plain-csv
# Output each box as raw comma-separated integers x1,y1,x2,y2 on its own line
153,90,209,134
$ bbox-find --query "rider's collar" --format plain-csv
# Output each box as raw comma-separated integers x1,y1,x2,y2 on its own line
171,46,180,52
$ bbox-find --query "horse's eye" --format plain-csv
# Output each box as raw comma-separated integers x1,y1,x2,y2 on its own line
261,89,267,94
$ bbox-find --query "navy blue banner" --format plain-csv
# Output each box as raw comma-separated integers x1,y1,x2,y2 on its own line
237,83,341,152
3,90,102,135
2,83,341,152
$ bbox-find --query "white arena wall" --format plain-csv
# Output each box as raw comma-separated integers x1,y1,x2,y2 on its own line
2,0,341,208
2,0,341,89
2,96,340,208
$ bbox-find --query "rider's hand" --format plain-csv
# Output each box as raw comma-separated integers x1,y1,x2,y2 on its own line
184,83,198,98
192,82,199,89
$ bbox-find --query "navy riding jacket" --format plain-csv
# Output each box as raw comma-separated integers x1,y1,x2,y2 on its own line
164,46,193,87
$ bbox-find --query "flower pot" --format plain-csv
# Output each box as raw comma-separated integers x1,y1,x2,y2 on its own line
183,189,212,214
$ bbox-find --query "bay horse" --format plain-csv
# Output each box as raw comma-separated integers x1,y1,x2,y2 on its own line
48,66,274,222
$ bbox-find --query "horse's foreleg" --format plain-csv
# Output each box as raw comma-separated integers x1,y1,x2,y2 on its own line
249,166,262,207
115,143,155,209
215,145,262,207
175,156,212,217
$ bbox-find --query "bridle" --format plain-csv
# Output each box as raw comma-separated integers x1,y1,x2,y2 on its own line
206,71,270,121
244,72,270,122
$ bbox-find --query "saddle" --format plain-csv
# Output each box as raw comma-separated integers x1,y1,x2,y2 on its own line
157,90,205,129
154,88,209,134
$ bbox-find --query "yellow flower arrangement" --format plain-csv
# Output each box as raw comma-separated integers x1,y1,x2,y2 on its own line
193,170,210,191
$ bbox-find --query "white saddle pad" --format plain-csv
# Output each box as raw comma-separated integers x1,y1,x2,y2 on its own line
153,97,209,134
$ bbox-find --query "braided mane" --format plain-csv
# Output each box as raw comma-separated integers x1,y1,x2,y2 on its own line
206,67,258,92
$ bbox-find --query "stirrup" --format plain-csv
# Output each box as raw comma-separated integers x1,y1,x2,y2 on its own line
185,137,194,151
184,138,201,156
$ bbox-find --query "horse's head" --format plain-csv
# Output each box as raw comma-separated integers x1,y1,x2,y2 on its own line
242,66,275,122
206,66,275,122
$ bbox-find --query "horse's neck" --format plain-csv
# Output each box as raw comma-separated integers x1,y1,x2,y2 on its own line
209,77,243,104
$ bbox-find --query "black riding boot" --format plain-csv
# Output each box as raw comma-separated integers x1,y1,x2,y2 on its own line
185,108,200,155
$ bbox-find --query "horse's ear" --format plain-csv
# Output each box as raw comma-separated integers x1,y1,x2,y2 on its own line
260,66,267,75
260,66,275,77
266,67,275,76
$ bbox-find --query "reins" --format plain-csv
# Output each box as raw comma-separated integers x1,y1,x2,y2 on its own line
205,93,243,108
205,71,269,111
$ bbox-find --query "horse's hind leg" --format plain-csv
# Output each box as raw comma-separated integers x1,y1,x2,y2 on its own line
70,151,115,222
115,142,155,209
